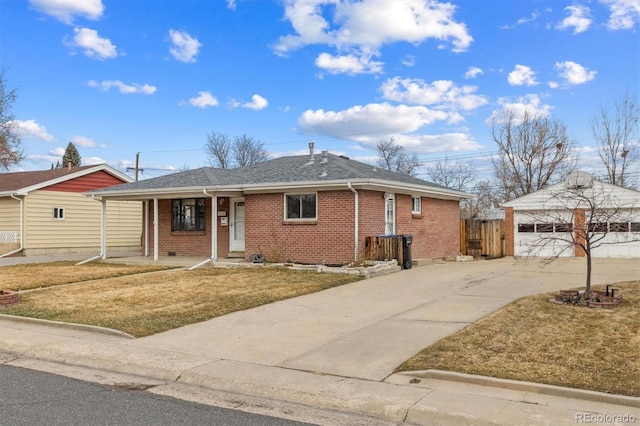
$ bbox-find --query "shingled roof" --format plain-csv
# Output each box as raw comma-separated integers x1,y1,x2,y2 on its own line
90,153,470,200
0,165,97,192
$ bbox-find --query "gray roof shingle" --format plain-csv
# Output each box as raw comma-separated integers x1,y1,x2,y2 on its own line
94,153,452,193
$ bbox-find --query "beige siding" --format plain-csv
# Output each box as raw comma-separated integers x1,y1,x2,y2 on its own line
24,190,141,250
0,197,22,252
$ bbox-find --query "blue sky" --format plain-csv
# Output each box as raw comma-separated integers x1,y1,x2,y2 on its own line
1,0,638,180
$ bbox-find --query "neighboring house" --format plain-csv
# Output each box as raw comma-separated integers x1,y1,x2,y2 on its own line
0,164,142,257
88,147,472,265
503,172,640,258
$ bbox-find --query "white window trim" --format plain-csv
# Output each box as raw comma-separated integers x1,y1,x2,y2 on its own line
53,207,65,220
284,192,318,220
412,196,421,214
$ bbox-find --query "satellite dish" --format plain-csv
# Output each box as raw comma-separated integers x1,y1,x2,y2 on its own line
564,171,594,189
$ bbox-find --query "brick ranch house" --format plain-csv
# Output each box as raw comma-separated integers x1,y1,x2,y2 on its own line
88,149,471,265
503,171,640,258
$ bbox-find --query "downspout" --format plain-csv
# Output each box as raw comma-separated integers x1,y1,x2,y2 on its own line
189,189,217,270
75,195,107,266
347,183,359,262
144,200,149,257
76,195,105,265
0,194,24,258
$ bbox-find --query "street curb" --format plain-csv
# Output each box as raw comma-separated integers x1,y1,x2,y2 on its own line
394,370,640,408
0,314,135,339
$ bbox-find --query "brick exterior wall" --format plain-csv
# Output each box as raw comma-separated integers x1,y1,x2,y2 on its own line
396,195,461,259
504,207,514,256
144,190,461,264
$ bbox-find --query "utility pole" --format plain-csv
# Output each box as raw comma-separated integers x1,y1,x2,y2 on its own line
126,152,143,181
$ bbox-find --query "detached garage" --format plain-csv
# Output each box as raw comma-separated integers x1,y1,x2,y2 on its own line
503,172,640,258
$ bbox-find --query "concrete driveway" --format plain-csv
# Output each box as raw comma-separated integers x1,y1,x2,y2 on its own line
130,257,640,381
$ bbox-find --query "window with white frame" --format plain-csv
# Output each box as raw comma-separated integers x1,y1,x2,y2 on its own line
285,193,317,219
412,196,421,214
53,207,65,220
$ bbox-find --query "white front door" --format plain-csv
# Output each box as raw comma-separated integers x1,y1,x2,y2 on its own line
230,198,245,252
384,194,395,235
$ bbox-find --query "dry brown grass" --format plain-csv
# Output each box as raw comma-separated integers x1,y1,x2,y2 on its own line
3,267,362,337
0,262,175,291
396,281,640,397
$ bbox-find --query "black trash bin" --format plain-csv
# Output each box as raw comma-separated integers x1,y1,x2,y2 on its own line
401,234,412,269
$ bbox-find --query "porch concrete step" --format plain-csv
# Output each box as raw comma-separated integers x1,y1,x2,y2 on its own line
227,251,245,258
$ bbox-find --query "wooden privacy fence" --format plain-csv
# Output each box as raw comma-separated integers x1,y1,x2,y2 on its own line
460,219,505,259
364,235,406,267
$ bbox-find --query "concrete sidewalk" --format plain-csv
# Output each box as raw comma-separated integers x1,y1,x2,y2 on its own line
0,257,638,425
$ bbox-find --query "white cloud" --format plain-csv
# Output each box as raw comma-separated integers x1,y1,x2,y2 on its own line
242,94,269,110
64,27,118,60
50,147,66,157
402,55,416,67
554,61,597,85
274,0,472,74
600,0,640,30
29,0,104,24
380,77,487,111
187,91,219,108
507,65,538,86
298,103,453,142
315,52,383,75
556,5,592,34
168,29,202,63
71,135,105,148
11,119,55,141
227,0,236,10
88,80,157,94
464,66,483,79
486,94,553,124
501,10,541,29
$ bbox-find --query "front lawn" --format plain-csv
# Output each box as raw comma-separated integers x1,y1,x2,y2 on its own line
2,265,362,337
396,281,640,397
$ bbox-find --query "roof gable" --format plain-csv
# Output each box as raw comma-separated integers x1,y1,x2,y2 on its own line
0,164,133,195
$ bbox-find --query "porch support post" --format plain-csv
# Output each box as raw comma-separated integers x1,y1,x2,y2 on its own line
100,199,107,259
212,195,218,260
144,200,149,257
348,183,359,261
153,197,159,261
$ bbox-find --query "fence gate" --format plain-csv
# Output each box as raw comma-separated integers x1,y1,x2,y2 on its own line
460,219,505,259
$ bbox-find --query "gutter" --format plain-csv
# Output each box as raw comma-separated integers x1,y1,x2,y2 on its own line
348,183,359,262
0,194,24,258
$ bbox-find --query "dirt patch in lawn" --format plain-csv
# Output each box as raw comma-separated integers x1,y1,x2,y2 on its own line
0,262,176,291
396,281,640,397
2,267,362,337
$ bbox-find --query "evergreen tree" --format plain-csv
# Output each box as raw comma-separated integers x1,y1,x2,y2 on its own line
61,142,81,167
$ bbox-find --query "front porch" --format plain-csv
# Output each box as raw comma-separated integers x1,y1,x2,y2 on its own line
101,255,250,269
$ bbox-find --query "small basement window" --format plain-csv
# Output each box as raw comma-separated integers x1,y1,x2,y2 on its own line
53,207,65,220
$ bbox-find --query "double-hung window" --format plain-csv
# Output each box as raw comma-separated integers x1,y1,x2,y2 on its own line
412,196,421,214
285,193,317,220
172,198,206,231
53,207,65,220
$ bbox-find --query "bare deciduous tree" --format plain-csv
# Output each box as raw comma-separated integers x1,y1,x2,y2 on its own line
232,134,269,167
205,132,268,168
0,71,24,169
375,137,421,177
492,110,575,201
425,157,476,190
205,131,232,168
590,91,639,189
513,172,640,298
461,180,500,219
